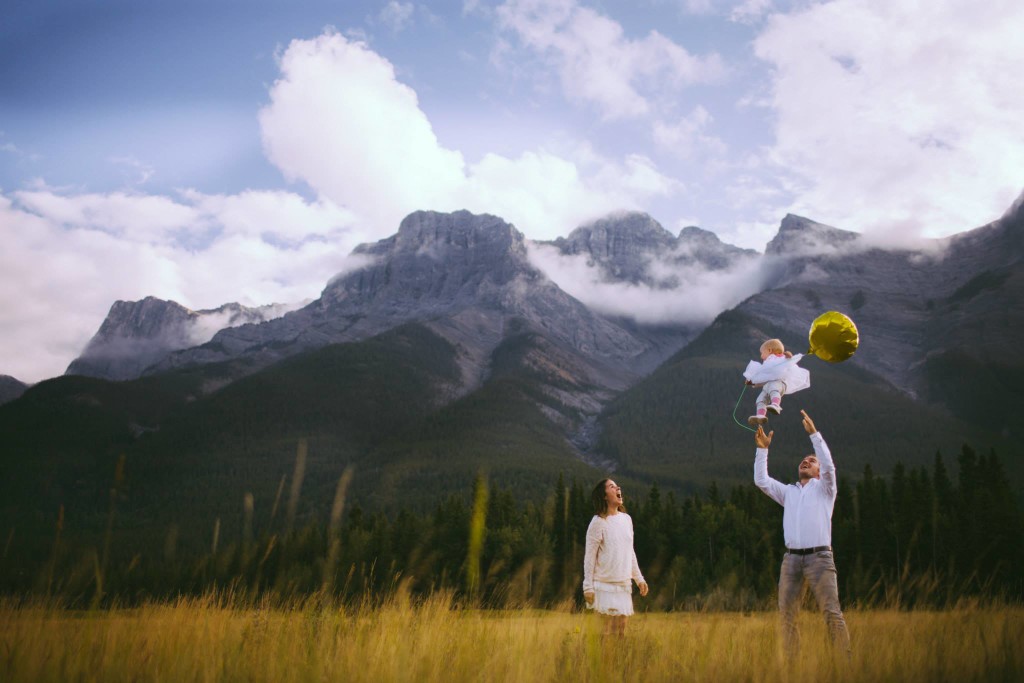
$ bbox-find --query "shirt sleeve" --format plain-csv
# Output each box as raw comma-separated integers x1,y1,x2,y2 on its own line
582,516,602,593
811,432,836,499
629,516,645,584
742,360,762,381
754,447,787,506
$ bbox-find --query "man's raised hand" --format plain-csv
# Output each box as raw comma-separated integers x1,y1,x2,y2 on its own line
801,410,817,435
755,425,773,448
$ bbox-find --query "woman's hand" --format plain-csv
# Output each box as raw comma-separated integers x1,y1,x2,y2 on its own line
584,591,595,605
638,581,649,597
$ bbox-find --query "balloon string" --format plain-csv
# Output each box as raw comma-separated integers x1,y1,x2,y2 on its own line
732,384,756,433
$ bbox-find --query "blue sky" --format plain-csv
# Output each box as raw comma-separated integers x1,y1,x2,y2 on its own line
2,0,1023,382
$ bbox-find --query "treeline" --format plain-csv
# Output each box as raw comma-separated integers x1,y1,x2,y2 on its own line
2,445,1020,609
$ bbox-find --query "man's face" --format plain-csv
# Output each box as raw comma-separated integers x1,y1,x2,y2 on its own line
798,455,820,481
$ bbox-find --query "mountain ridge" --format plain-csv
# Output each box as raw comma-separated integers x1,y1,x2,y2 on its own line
3,197,1023,552
66,297,303,381
543,210,757,288
0,375,28,406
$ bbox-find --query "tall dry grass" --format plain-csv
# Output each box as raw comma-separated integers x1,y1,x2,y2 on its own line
1,593,1020,682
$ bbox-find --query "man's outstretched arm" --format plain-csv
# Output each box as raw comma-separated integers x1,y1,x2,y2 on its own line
802,410,836,498
753,426,787,505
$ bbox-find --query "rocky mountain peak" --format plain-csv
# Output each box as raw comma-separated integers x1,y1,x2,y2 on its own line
149,208,658,389
392,209,526,256
67,296,298,381
545,212,756,287
766,214,859,257
997,187,1024,253
0,375,28,406
941,188,1024,278
325,210,534,309
545,212,676,285
1002,187,1024,222
88,297,196,342
675,226,758,271
677,226,719,244
66,297,197,380
558,211,675,260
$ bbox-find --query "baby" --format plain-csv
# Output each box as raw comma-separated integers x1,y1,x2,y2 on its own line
743,338,810,426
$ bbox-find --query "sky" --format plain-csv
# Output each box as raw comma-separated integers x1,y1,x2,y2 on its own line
2,0,1023,383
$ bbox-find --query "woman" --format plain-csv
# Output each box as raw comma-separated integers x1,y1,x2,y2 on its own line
582,478,648,635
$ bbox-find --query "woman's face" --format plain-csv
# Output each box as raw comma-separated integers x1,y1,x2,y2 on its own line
604,480,623,508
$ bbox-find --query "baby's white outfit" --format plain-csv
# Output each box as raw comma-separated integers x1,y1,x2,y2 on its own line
582,512,644,616
743,353,811,412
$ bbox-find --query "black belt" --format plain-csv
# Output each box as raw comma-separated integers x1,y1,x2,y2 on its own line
786,546,831,555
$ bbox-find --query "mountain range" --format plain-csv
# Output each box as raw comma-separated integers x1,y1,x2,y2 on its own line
66,298,305,381
0,375,27,406
2,197,1022,552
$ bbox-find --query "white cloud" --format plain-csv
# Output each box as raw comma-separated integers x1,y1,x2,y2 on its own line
185,301,308,348
2,27,689,384
653,106,728,160
181,189,358,244
1,196,180,382
494,0,726,120
458,150,680,237
681,0,716,14
14,189,203,242
378,1,415,33
0,132,38,161
600,154,683,199
0,188,368,383
728,0,773,24
109,156,156,186
753,0,1024,239
527,241,764,324
259,31,467,237
258,30,680,239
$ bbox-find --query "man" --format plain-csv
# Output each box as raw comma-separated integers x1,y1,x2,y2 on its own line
754,409,851,654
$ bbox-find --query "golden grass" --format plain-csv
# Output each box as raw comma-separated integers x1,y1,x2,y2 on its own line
0,595,1020,682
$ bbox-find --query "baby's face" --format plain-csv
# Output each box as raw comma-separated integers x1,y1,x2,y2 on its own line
760,348,771,360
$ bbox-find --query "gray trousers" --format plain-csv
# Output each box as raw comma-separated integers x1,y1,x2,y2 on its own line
755,380,786,408
778,550,851,654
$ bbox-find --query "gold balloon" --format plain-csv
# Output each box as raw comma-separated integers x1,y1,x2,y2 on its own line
807,311,859,363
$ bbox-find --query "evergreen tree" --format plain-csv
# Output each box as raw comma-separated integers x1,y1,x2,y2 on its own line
855,464,891,598
551,473,569,593
7,449,1022,607
931,451,955,573
975,449,1023,590
956,444,983,574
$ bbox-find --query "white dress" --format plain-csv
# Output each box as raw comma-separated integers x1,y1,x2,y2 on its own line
743,353,810,394
582,513,645,616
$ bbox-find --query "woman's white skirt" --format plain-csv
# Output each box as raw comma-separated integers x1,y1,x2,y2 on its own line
586,581,634,616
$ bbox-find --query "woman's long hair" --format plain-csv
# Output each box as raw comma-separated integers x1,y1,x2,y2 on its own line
591,478,627,518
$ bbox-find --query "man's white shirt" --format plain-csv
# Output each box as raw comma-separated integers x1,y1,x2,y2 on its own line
754,432,836,549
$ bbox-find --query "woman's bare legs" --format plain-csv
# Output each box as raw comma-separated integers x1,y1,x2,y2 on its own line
603,615,628,636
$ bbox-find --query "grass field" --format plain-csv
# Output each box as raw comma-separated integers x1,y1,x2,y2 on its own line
1,594,1021,682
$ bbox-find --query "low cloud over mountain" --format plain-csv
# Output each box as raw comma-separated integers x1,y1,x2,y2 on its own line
530,211,762,325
